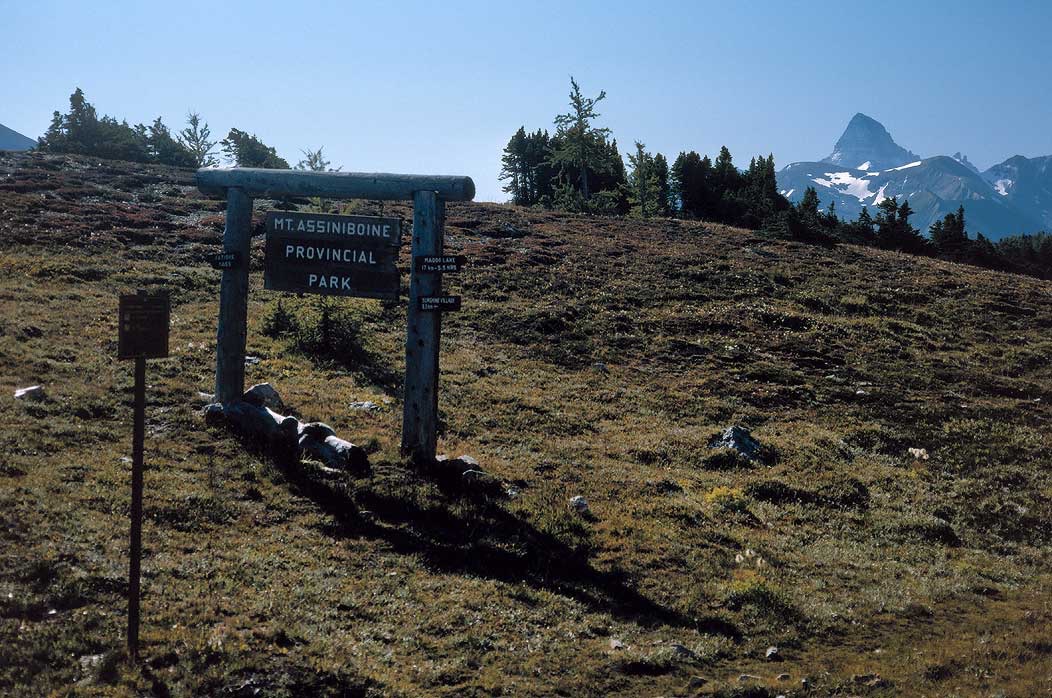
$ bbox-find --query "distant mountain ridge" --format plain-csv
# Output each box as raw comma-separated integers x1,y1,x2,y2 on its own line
0,123,36,151
778,114,1051,240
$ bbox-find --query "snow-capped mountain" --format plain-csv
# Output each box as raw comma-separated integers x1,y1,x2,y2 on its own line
981,155,1052,230
0,123,36,151
822,113,919,171
778,114,1049,239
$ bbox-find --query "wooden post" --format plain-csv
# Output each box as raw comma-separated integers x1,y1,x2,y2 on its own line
402,190,444,463
215,187,253,403
127,354,146,661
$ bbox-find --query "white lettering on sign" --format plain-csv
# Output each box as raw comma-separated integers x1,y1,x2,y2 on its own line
284,244,377,264
272,217,392,238
308,273,358,290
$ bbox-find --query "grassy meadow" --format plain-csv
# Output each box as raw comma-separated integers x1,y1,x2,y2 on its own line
1,151,1050,696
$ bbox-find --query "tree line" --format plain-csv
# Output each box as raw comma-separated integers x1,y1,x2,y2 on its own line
31,86,1052,280
37,88,333,172
501,77,1052,279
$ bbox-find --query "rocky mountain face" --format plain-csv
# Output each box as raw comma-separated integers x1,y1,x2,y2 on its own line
0,123,36,151
779,114,1051,239
822,113,919,171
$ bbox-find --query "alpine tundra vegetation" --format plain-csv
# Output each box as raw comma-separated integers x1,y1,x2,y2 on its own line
1,148,1051,696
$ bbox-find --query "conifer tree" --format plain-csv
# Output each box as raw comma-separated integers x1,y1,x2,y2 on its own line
931,205,968,257
221,128,289,168
799,187,821,219
550,77,610,200
671,151,708,218
627,141,651,217
147,117,196,167
177,112,218,167
296,146,338,172
653,153,671,217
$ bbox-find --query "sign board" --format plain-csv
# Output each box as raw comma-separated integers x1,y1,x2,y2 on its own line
418,295,461,312
208,251,239,270
264,211,402,299
414,255,466,273
118,291,170,360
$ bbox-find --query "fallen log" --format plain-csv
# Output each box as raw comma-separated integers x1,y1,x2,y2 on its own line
203,383,369,476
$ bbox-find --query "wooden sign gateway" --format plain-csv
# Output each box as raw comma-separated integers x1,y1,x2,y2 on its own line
197,167,475,463
263,211,402,299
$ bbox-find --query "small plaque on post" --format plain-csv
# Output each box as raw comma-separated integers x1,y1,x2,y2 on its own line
418,295,462,312
414,255,466,273
208,251,239,270
118,291,170,360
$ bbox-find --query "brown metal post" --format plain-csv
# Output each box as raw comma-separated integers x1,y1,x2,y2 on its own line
128,354,146,661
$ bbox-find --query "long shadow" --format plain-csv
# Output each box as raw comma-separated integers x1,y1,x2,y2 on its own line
276,456,740,639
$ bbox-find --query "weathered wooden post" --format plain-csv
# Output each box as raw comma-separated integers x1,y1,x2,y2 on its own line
215,188,253,403
401,191,444,462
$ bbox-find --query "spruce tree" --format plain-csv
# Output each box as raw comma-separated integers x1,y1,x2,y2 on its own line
549,77,610,201
627,141,650,217
177,112,218,167
221,128,290,168
653,153,671,217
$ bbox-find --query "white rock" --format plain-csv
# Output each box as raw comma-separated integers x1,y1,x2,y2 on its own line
14,385,45,400
569,495,590,515
349,401,380,412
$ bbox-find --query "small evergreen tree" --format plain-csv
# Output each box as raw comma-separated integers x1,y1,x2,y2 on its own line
931,205,968,258
146,117,197,167
221,128,289,168
297,146,338,172
627,141,652,217
177,112,218,167
652,153,671,217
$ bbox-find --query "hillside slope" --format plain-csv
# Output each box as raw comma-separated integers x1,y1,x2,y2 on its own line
1,152,1051,696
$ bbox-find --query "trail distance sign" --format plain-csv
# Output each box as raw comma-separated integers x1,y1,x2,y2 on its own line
414,255,466,273
207,251,239,270
264,211,402,299
118,291,170,360
419,295,462,312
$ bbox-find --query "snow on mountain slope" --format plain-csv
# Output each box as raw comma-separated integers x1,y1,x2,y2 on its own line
778,114,1048,239
982,155,1052,229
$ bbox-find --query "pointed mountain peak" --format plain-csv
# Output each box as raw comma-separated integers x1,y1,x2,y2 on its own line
0,123,37,152
822,113,918,171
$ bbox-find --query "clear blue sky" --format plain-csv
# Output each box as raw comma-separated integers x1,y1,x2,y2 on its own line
4,0,1050,201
